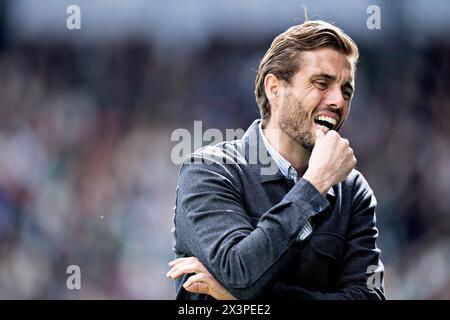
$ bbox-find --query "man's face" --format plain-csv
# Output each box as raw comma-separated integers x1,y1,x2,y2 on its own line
277,47,355,151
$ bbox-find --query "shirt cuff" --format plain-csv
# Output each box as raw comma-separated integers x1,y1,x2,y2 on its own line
284,177,330,218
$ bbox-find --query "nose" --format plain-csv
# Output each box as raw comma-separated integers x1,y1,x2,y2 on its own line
324,85,347,111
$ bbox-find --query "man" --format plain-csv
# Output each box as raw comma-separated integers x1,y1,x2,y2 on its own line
168,20,385,300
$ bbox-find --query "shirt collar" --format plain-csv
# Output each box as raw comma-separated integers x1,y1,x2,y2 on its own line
259,122,294,180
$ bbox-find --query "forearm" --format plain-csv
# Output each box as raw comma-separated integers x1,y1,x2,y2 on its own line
248,173,385,301
177,161,330,299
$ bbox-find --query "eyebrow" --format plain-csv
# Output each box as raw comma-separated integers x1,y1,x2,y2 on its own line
312,73,354,93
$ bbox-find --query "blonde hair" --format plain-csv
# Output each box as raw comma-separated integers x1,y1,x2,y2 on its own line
255,20,359,124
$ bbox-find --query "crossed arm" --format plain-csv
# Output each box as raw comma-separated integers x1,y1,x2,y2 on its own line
170,156,385,300
167,256,237,300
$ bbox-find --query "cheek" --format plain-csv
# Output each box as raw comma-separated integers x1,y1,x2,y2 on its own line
299,91,322,117
285,85,320,119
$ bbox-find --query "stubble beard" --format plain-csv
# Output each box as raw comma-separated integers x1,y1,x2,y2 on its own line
278,91,315,152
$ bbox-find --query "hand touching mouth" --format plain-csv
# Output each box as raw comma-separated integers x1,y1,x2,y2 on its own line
313,113,339,133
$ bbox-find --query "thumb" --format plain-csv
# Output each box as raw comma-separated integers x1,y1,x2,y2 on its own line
315,128,325,142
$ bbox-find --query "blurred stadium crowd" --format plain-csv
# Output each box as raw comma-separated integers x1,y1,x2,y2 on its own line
0,6,450,300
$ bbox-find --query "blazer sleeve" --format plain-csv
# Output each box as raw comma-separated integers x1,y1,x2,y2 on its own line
267,173,386,300
175,149,330,300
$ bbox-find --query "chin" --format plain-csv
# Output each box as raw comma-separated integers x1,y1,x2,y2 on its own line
295,131,314,152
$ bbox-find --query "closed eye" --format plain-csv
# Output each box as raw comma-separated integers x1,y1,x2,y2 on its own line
342,88,353,100
314,81,328,89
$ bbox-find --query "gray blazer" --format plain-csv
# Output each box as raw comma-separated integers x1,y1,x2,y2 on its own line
172,119,385,300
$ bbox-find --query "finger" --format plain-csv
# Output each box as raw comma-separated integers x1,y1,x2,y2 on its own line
183,272,210,288
315,128,325,141
184,281,211,296
342,138,349,147
328,129,340,139
167,261,193,277
167,262,193,278
168,257,197,267
169,264,195,279
167,257,200,277
184,273,237,300
169,262,208,279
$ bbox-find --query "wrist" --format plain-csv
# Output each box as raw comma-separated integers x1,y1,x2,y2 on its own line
302,171,329,196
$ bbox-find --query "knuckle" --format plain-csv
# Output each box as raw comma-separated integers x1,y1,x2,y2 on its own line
348,150,354,158
189,257,198,263
205,273,213,280
345,139,350,147
342,138,349,147
329,130,339,139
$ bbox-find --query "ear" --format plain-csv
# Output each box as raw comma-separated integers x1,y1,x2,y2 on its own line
264,73,282,111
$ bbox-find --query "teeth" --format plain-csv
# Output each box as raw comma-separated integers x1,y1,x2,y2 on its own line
316,124,330,133
314,115,337,127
